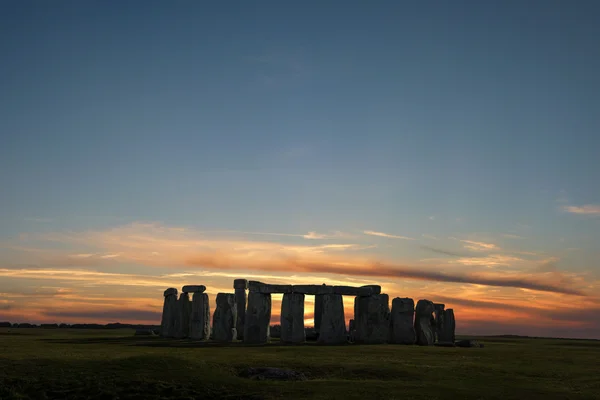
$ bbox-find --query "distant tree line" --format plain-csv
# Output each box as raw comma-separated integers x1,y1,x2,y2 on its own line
0,321,160,329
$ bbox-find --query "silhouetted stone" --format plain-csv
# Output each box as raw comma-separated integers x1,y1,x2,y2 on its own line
181,285,206,293
455,339,484,348
175,292,192,338
249,281,292,294
213,293,237,342
317,294,346,344
390,297,416,344
361,285,381,295
239,367,307,381
414,299,435,345
348,319,356,342
354,294,390,344
234,279,247,340
438,309,456,344
0,321,11,328
305,327,318,341
244,292,271,344
292,284,334,295
160,288,178,337
281,293,305,344
333,286,373,296
314,294,324,336
190,292,210,340
434,303,445,342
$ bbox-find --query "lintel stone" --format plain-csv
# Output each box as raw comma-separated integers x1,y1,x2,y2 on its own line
292,284,334,295
333,286,372,296
249,281,293,294
182,285,206,293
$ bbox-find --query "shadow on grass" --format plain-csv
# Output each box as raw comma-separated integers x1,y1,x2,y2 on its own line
41,336,356,348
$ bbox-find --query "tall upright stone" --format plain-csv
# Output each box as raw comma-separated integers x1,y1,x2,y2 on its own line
160,288,178,338
433,303,445,342
281,293,305,344
212,293,237,342
390,297,416,344
314,294,323,335
317,294,346,344
438,308,456,344
189,292,210,340
415,299,435,346
175,292,192,338
234,279,248,340
354,294,390,344
244,292,272,344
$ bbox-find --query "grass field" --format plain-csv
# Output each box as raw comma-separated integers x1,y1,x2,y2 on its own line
1,328,598,400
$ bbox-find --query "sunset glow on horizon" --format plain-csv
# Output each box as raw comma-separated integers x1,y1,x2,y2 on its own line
1,1,599,339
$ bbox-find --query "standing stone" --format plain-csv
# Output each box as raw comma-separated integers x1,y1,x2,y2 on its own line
160,288,178,338
244,292,272,344
348,319,356,342
354,294,390,344
433,303,445,342
390,297,416,344
212,293,237,342
189,292,210,340
317,294,346,344
234,279,248,340
361,285,382,295
281,293,305,344
175,292,192,338
438,308,456,344
415,299,435,345
314,294,324,336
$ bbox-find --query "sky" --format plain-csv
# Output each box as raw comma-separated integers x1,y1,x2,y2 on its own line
1,1,599,339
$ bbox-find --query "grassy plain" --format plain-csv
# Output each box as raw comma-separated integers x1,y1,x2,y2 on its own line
0,328,598,400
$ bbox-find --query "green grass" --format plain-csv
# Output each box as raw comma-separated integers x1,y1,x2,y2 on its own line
0,328,598,399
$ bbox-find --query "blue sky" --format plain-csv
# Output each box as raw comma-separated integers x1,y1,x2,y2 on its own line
1,1,599,337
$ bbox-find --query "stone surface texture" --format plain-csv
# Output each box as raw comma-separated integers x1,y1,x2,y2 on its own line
234,287,247,340
317,294,347,344
390,297,416,344
189,292,210,340
415,299,436,345
361,285,381,295
212,293,237,342
280,293,305,344
248,281,293,294
233,279,248,289
163,288,177,297
181,285,206,293
333,286,373,296
433,303,445,342
160,290,178,337
292,284,334,295
438,308,456,344
354,294,391,344
314,294,324,335
244,292,272,344
175,292,192,338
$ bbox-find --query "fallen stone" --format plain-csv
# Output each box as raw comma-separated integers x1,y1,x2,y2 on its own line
235,287,247,340
281,293,305,344
189,292,210,340
134,329,155,336
175,292,192,338
361,285,381,295
239,367,307,381
160,289,178,338
181,285,206,293
390,297,416,345
414,299,435,346
292,284,334,295
354,294,390,344
212,293,237,342
244,292,272,344
333,286,373,296
455,339,484,348
317,294,347,344
248,281,293,294
234,278,248,290
438,309,455,343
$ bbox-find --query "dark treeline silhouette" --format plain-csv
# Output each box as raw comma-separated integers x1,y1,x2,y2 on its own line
0,321,160,330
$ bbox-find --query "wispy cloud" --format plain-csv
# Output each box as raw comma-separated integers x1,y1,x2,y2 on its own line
421,234,438,240
460,239,499,251
562,204,600,215
363,230,414,240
